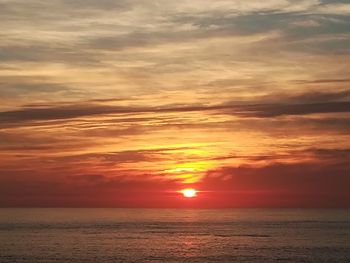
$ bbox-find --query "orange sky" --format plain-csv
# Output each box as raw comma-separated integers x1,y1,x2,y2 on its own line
0,0,350,207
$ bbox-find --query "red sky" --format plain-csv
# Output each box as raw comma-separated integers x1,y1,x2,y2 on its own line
0,0,350,208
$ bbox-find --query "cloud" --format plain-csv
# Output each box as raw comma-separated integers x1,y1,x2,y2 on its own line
234,101,350,117
54,146,191,165
0,171,184,208
200,149,350,207
316,3,350,15
1,99,349,126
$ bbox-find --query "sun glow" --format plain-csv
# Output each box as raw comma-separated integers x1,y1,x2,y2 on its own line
180,188,197,198
164,161,213,184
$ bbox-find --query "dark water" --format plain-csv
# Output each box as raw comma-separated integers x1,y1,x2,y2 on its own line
0,209,349,262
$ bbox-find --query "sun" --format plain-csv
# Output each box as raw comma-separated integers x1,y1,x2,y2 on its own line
180,188,197,198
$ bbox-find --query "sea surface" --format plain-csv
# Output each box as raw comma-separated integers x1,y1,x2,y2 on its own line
0,209,349,262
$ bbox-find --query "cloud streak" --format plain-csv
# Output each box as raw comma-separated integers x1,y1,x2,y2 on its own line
1,100,349,126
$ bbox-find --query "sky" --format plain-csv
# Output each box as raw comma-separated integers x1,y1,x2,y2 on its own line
0,0,349,208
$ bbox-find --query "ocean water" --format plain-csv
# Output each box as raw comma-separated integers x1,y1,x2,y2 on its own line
0,209,349,263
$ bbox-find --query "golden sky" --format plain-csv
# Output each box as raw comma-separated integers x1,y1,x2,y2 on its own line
0,0,350,207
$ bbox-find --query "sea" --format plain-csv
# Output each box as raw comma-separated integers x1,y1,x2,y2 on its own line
0,209,349,262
